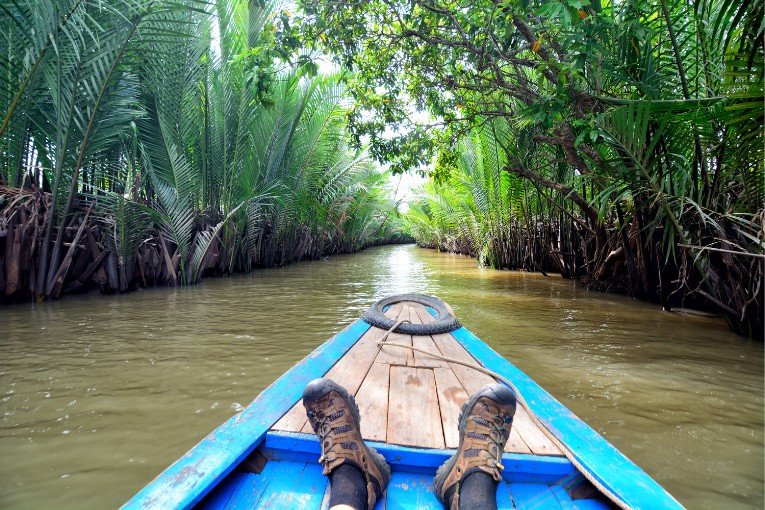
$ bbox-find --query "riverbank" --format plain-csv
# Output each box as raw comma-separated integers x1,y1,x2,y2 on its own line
414,240,764,340
0,186,410,305
0,245,761,509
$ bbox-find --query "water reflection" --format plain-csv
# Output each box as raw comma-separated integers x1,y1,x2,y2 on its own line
0,245,762,509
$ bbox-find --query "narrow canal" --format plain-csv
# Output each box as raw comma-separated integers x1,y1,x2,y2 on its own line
1,245,762,509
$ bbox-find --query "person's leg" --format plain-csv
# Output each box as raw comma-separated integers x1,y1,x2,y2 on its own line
447,470,499,510
433,383,517,510
302,378,391,510
328,464,368,510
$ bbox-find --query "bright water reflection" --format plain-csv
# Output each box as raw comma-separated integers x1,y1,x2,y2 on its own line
0,245,762,509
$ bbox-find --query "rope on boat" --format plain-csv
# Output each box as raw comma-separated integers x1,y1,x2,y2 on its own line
376,306,633,510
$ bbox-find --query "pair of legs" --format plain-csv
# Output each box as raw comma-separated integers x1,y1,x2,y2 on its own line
301,378,518,510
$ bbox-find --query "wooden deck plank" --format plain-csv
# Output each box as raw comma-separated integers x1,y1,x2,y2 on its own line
327,302,402,393
548,485,610,510
430,332,497,394
508,483,563,510
410,302,435,323
272,323,383,432
387,366,445,449
251,462,327,509
275,306,403,433
274,321,380,434
411,306,496,390
356,362,390,442
375,305,414,366
198,472,248,510
412,305,533,454
433,367,468,449
412,334,449,368
410,306,560,456
513,406,562,456
547,485,577,510
432,365,530,454
497,481,518,510
507,426,534,454
385,471,442,509
408,304,447,368
272,400,308,432
274,300,561,458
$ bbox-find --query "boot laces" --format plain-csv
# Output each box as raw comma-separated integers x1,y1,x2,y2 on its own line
489,419,507,470
315,414,332,466
473,415,510,471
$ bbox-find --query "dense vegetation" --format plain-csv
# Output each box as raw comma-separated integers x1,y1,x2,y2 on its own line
0,0,401,301
297,0,763,337
0,0,761,337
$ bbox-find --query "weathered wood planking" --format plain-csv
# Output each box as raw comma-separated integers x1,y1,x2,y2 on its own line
387,366,445,449
418,305,495,450
508,426,534,455
410,305,560,455
513,406,563,456
432,367,467,449
375,305,414,366
411,306,497,392
274,304,403,433
272,323,382,433
409,304,448,368
428,330,496,394
271,393,310,432
355,362,390,442
431,366,533,452
273,300,562,456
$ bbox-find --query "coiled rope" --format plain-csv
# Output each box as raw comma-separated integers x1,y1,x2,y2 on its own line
376,306,632,510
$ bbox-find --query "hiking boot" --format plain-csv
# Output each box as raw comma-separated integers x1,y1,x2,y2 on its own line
433,383,517,509
302,378,391,509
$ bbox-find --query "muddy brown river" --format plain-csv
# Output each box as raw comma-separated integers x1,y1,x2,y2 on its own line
0,244,762,509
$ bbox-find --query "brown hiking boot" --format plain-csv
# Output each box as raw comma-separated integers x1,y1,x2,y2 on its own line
433,383,517,509
302,378,391,509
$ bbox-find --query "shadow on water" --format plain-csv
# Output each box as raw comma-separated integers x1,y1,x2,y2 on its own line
0,244,762,509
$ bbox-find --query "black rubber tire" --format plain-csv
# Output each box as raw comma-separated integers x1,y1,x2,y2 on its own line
361,294,461,335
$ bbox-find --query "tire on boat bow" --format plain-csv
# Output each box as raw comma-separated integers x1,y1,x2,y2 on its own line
361,294,461,335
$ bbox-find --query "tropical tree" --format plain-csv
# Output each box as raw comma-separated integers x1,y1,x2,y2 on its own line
298,0,763,336
0,0,399,301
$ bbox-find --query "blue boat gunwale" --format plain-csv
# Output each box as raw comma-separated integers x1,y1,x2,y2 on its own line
261,430,575,484
123,309,684,510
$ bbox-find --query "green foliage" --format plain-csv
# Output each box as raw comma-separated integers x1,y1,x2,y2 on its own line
406,119,545,268
309,0,763,334
0,0,398,291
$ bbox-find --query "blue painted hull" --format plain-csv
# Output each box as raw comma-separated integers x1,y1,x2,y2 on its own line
197,431,605,510
123,317,684,510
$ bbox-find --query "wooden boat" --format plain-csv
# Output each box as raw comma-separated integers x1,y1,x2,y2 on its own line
124,294,683,510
